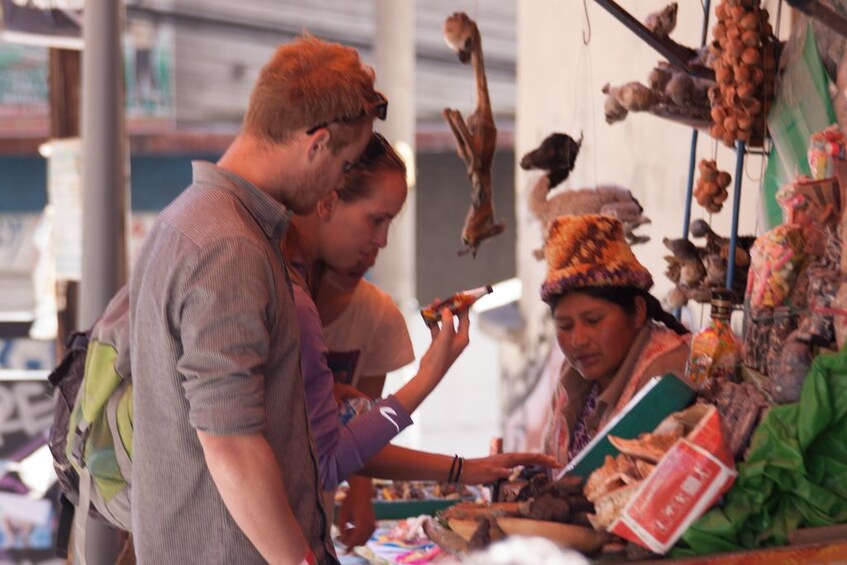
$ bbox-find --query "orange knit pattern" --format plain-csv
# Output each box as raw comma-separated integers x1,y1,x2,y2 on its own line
541,214,653,303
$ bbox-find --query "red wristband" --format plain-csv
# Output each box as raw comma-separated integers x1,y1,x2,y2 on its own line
299,547,317,565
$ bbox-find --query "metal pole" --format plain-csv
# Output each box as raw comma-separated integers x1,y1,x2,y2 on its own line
726,140,746,291
369,0,417,312
676,0,710,319
681,130,699,240
80,0,129,328
78,0,128,562
681,0,712,241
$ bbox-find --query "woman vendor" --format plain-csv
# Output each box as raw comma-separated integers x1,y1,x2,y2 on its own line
541,214,692,465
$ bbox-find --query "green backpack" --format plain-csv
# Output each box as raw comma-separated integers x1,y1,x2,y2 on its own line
49,286,134,543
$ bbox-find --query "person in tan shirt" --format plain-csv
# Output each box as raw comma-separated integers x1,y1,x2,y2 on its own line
286,133,559,550
539,215,692,465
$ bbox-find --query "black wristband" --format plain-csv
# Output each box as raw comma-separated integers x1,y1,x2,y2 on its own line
456,457,464,484
447,454,459,483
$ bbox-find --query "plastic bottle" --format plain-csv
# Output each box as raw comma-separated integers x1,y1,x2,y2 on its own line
686,289,742,396
420,285,493,327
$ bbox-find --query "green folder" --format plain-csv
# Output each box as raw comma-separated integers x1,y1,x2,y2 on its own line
557,374,697,480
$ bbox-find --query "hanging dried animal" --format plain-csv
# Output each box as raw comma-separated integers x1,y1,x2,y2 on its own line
643,2,701,61
519,132,583,189
527,180,650,259
662,219,754,308
602,3,715,129
708,0,778,147
645,1,678,38
520,133,649,259
694,159,732,213
442,12,505,257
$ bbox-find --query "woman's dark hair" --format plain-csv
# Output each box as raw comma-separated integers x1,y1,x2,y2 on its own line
552,286,689,335
336,132,407,203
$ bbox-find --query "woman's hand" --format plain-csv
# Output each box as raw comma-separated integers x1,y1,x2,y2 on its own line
332,382,369,406
335,476,376,551
393,308,470,415
461,452,561,485
419,307,471,383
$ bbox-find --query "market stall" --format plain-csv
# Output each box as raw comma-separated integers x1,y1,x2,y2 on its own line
353,1,847,563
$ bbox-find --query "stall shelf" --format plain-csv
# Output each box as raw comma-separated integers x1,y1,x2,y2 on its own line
591,0,755,292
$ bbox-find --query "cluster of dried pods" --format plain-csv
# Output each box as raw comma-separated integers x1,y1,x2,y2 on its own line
694,159,732,213
708,0,777,147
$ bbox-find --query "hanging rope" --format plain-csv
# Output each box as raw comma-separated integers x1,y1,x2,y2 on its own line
587,47,599,187
582,0,592,45
744,146,767,183
570,9,599,187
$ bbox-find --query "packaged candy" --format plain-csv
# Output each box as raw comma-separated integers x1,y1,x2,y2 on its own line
745,225,807,308
742,306,772,374
807,125,847,180
766,306,798,378
777,176,841,227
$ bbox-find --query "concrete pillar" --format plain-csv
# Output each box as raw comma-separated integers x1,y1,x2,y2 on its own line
77,0,128,562
516,1,574,348
370,0,417,312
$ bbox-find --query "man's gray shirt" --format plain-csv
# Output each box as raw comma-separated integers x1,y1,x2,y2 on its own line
129,161,336,564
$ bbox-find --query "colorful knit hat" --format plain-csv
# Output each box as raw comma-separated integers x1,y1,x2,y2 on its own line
540,214,653,304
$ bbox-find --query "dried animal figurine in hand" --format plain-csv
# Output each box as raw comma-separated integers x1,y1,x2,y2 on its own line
442,12,506,257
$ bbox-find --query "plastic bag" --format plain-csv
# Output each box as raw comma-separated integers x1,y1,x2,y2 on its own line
677,348,847,555
763,21,836,229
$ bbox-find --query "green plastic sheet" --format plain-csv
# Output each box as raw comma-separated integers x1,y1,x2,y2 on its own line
762,22,836,229
676,349,847,555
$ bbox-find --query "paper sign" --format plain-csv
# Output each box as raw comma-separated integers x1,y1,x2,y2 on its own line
608,405,736,554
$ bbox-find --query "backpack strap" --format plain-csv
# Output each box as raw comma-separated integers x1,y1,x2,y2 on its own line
107,383,131,477
55,493,75,558
48,330,90,388
71,416,94,564
70,420,90,471
106,382,133,526
74,467,93,565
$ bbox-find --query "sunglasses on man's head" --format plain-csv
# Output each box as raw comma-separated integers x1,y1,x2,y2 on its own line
363,132,389,160
306,91,388,135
